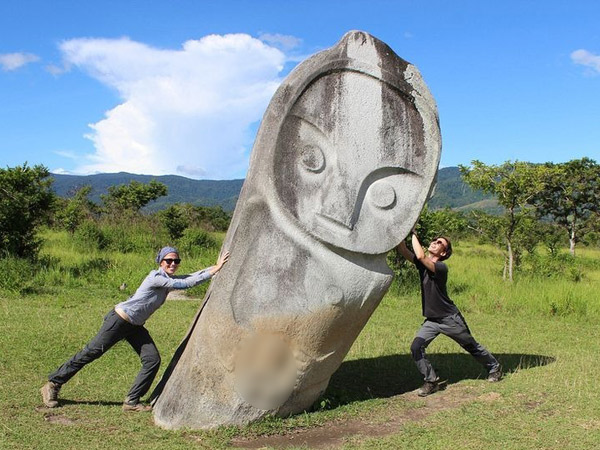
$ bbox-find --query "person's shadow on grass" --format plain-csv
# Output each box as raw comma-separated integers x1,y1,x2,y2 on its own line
41,399,123,408
320,353,554,408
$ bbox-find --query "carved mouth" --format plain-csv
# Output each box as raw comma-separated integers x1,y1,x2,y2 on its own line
315,213,354,234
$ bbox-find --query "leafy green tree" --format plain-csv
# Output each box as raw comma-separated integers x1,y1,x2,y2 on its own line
417,207,470,241
191,205,231,231
55,185,99,233
0,164,55,259
157,203,231,241
532,158,600,256
101,180,167,214
159,204,189,240
460,160,545,281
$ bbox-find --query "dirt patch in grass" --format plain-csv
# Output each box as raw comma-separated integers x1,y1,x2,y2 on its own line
230,384,502,449
43,413,78,426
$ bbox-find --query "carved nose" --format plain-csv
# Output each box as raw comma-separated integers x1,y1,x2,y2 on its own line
316,189,356,232
316,211,354,232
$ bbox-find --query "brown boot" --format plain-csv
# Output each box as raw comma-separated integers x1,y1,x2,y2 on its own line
417,378,440,397
122,398,152,412
40,381,61,408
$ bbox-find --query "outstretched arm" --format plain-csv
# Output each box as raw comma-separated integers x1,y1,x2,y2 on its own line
411,231,436,272
397,241,415,262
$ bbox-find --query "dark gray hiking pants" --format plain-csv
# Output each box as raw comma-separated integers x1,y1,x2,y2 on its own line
410,313,500,382
48,309,161,402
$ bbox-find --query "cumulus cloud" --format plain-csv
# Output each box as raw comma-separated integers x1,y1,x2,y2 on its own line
0,52,40,71
59,34,288,179
571,49,600,74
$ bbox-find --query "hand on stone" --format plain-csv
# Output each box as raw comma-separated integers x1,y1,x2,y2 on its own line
214,251,230,273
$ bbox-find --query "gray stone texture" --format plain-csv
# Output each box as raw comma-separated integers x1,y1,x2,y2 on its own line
151,30,441,429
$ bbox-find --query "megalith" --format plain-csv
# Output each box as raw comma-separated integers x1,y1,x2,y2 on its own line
151,30,441,429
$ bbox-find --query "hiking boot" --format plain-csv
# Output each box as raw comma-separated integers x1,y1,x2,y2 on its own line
418,379,440,397
122,398,152,412
40,381,61,408
487,368,503,382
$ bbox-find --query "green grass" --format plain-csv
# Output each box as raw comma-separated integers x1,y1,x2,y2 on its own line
1,233,600,449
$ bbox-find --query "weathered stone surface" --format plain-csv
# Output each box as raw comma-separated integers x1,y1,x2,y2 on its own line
151,30,441,429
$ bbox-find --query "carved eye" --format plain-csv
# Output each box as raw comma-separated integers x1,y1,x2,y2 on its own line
300,145,325,173
369,180,397,209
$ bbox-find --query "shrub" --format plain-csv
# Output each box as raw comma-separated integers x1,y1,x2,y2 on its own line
99,216,169,254
0,164,55,259
386,248,420,294
0,256,38,294
523,252,583,282
74,220,108,251
177,227,218,257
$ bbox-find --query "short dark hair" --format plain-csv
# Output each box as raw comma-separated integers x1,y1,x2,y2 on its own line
436,236,453,261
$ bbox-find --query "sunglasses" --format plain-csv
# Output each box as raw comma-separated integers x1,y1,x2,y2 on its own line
162,258,181,265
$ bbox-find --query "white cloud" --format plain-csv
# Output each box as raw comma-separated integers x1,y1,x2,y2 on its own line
51,168,73,175
53,149,78,159
59,34,287,179
0,52,40,71
571,49,600,74
258,33,302,51
45,62,70,76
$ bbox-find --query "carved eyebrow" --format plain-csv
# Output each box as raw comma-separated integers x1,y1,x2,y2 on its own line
350,166,422,227
289,114,332,154
291,114,326,135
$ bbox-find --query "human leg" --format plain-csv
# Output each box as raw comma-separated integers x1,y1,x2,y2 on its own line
411,320,441,383
123,326,161,404
42,310,131,407
48,310,131,385
443,313,501,376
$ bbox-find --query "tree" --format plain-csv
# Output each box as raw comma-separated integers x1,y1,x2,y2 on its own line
532,158,600,256
101,180,167,214
159,204,189,240
55,185,99,233
0,164,55,259
418,207,470,241
460,160,545,281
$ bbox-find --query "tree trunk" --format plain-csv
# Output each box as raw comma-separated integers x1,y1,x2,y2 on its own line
569,223,576,257
507,240,514,282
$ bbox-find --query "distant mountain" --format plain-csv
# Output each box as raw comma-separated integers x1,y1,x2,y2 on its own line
50,172,244,212
428,167,497,211
49,167,496,213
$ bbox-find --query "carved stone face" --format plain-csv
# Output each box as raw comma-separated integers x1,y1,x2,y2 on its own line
274,70,431,254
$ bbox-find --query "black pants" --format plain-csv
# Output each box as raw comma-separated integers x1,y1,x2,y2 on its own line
410,313,500,382
48,309,161,402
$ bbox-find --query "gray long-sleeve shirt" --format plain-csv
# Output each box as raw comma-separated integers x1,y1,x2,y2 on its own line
115,267,213,325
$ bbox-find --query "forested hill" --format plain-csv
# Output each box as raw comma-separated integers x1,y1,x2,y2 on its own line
426,166,499,212
51,172,244,212
50,167,495,212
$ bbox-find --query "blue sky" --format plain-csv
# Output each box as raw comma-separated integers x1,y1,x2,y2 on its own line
1,0,598,179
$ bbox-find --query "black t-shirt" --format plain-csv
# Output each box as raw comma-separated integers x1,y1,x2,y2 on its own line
414,258,459,319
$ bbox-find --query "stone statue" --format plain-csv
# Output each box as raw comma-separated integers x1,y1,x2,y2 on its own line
151,30,441,429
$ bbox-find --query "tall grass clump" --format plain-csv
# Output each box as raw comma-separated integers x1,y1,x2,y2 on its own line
74,220,108,250
0,255,44,295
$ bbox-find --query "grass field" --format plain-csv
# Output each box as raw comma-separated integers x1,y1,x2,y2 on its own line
1,232,599,449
